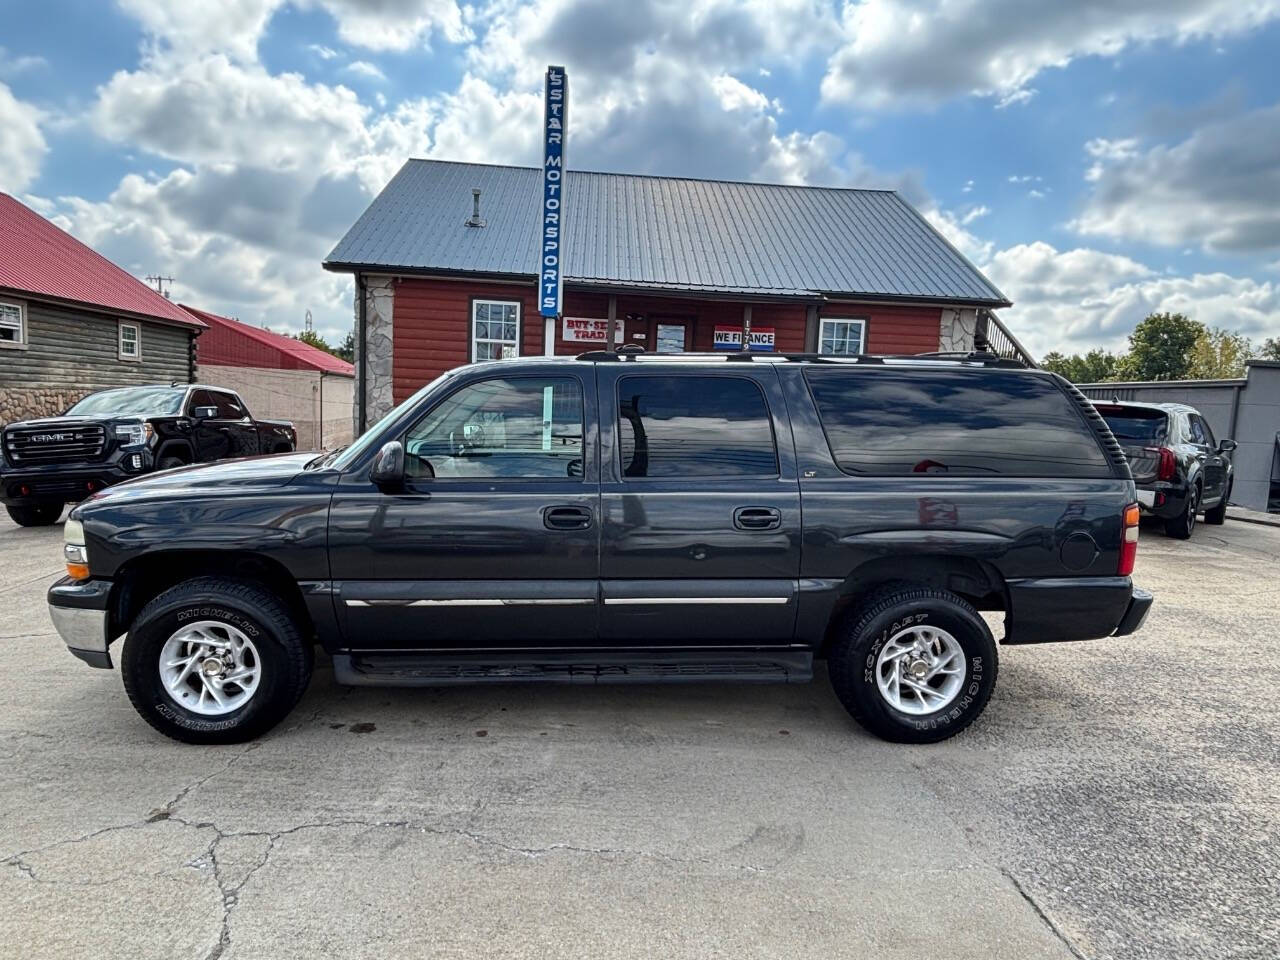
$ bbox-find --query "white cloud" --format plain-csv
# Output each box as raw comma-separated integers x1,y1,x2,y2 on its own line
711,74,770,113
345,60,388,81
0,48,49,77
961,179,974,193
0,82,46,193
960,205,990,225
1007,174,1040,184
821,0,1280,108
1073,102,1280,253
985,241,1280,356
995,87,1037,109
307,43,339,59
315,0,470,50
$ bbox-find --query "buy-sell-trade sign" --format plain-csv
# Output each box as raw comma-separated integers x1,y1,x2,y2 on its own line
540,65,568,319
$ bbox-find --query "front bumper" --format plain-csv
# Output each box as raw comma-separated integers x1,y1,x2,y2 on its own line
47,577,114,668
1,461,139,507
1004,576,1154,644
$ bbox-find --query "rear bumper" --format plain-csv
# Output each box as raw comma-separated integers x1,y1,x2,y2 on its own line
1133,481,1190,519
47,577,114,668
1004,576,1154,644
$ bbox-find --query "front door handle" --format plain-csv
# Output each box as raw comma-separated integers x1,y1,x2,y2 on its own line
734,506,782,531
543,505,592,530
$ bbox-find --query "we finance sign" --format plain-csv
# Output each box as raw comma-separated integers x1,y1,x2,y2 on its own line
540,66,568,319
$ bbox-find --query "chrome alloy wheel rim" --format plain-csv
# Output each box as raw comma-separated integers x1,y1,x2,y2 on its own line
158,621,261,716
874,624,967,715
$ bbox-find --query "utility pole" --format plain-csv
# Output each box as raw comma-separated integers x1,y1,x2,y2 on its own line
145,275,174,299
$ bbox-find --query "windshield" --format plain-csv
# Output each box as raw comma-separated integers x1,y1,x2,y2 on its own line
66,386,187,417
1098,408,1168,444
327,371,456,471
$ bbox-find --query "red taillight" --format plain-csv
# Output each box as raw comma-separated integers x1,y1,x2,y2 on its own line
1118,503,1140,576
1144,446,1176,481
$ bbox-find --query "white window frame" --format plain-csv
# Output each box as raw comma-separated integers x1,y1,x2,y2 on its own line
819,317,866,356
471,299,521,362
118,320,141,361
0,299,27,350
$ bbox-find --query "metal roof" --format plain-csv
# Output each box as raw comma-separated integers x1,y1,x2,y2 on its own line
325,160,1010,306
0,193,204,328
181,304,354,375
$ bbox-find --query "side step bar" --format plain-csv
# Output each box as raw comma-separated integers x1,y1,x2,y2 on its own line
333,650,814,687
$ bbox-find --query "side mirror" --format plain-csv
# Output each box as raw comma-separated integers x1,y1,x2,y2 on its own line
370,440,405,487
192,405,218,420
1218,438,1238,454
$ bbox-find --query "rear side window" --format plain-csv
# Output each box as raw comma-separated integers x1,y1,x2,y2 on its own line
618,376,777,478
805,369,1112,478
1097,407,1168,444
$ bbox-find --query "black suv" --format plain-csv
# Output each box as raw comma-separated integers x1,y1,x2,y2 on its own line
1093,400,1236,539
47,352,1152,745
2,384,296,526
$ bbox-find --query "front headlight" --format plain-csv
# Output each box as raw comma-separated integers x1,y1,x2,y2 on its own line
115,421,153,446
63,519,89,580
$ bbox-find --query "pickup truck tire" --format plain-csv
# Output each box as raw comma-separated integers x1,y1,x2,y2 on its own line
158,455,187,470
6,504,63,526
121,576,313,744
828,585,998,744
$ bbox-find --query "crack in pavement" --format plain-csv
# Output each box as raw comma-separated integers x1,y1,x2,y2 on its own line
1001,868,1089,960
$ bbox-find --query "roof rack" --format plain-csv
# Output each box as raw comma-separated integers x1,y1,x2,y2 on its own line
573,349,1027,369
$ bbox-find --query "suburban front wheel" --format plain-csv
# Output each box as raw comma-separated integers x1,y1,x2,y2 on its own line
6,504,63,526
828,586,998,744
121,577,313,744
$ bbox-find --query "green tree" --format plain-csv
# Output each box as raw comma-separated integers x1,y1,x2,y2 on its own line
294,329,333,353
1039,348,1122,383
1259,337,1280,361
334,331,355,363
1116,312,1204,381
1188,327,1252,379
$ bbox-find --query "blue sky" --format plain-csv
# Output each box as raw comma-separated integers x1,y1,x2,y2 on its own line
1,0,1278,357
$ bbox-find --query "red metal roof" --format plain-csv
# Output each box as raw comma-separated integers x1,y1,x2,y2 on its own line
181,304,354,375
0,193,204,328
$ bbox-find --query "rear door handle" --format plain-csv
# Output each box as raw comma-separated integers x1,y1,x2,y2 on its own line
734,506,781,531
543,505,593,530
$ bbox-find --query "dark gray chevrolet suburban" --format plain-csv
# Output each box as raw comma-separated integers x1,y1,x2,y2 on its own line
47,351,1152,744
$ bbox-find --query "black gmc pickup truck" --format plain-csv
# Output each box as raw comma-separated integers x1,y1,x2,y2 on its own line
2,384,295,526
47,352,1152,745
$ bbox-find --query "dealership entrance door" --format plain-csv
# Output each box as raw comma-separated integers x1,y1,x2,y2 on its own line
623,314,692,353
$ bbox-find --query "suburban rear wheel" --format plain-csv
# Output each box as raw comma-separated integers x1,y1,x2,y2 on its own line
121,577,312,744
1203,480,1230,525
1164,484,1200,539
828,586,998,744
6,504,63,526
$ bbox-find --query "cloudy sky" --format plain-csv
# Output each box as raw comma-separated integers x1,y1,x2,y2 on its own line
2,0,1279,358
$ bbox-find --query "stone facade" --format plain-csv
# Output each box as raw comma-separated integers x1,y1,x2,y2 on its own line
0,386,83,425
353,276,395,437
938,308,977,353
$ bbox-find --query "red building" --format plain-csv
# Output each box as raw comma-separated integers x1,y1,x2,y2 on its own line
325,161,1023,430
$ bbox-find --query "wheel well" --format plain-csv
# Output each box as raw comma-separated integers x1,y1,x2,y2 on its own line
110,550,313,642
819,554,1006,655
155,441,192,463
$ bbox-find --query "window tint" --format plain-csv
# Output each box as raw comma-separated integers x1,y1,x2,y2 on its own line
806,369,1112,478
1191,415,1215,447
618,376,777,478
405,377,583,479
188,390,215,414
1098,409,1168,444
212,391,246,419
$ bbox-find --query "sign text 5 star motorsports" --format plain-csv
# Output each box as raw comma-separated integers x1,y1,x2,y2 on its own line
540,66,567,319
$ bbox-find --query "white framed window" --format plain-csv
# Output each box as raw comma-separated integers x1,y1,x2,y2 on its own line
472,300,520,361
819,317,866,356
118,321,141,361
0,300,26,349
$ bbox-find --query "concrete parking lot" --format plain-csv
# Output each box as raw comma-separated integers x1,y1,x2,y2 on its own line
1,515,1277,960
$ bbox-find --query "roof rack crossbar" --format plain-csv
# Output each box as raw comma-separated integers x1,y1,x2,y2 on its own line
573,349,1026,368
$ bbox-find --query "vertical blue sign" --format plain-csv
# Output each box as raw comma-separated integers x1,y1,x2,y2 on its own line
540,65,567,319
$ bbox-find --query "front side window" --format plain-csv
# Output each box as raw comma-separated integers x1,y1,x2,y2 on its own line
1191,415,1216,448
118,321,141,360
404,377,583,479
0,301,25,347
617,376,777,479
213,391,246,419
819,318,866,356
472,300,520,361
806,368,1112,478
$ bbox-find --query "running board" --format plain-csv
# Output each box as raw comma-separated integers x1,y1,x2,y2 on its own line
332,650,813,687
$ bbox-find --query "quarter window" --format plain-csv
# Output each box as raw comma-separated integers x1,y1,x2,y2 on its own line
0,301,25,347
405,377,583,479
472,300,520,361
806,368,1112,478
617,376,777,478
118,321,141,361
819,318,865,356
